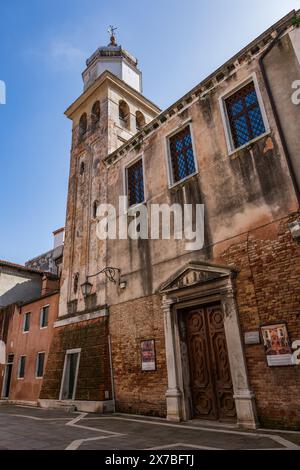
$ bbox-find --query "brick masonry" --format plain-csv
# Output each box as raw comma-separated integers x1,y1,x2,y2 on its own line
219,214,300,429
40,316,111,401
39,15,300,430
39,215,300,428
110,295,168,417
107,214,300,429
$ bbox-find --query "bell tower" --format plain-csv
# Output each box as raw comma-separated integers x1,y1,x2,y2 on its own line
83,26,143,93
41,29,160,411
59,29,160,319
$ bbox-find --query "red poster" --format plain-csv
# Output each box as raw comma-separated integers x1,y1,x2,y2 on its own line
141,340,156,371
261,324,293,367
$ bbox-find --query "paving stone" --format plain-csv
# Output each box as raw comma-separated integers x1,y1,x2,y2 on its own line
0,405,299,450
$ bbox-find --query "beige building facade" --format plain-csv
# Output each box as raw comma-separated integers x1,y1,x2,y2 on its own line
41,11,300,429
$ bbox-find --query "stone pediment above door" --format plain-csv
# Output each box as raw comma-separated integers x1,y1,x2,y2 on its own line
159,261,235,294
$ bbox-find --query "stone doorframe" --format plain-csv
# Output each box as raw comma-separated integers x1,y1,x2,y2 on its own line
159,260,259,429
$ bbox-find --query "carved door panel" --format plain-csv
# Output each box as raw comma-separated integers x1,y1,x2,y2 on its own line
185,304,236,421
185,308,218,420
206,304,236,420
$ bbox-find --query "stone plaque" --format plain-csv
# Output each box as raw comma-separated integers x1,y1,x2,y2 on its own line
244,331,260,345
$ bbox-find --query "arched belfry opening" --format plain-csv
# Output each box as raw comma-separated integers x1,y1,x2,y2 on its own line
78,113,87,141
135,111,146,131
119,100,130,129
91,101,100,129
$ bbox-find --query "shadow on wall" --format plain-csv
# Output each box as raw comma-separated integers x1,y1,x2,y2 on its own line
0,279,42,308
0,340,5,364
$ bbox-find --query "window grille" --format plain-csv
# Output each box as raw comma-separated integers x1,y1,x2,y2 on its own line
169,126,196,184
127,159,144,207
225,81,266,149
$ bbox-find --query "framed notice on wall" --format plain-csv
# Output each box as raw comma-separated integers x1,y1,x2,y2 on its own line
261,323,293,367
141,340,156,371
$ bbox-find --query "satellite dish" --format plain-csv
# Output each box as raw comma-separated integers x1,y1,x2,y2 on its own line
0,340,6,365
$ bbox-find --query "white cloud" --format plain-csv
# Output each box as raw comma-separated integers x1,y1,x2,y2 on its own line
0,80,6,104
49,40,86,69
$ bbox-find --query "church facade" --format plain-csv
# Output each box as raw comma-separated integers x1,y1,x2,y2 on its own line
40,11,300,429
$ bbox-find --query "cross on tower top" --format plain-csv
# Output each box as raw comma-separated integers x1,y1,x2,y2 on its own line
108,25,117,46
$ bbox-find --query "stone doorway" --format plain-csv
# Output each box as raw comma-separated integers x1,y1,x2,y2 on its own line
181,303,236,422
59,349,81,401
159,260,258,429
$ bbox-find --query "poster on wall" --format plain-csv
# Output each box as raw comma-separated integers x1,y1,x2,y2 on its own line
261,323,293,367
141,340,156,371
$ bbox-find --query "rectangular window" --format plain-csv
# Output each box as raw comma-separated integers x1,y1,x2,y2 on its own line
168,125,196,185
126,158,145,207
23,312,31,332
224,80,266,150
36,352,45,378
40,306,49,328
7,354,14,364
18,356,26,379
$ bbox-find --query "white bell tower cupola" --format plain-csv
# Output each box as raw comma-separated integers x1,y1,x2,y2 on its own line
82,26,142,93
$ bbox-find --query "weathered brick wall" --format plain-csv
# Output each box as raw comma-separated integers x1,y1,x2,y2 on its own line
109,215,300,427
110,295,168,417
40,316,111,401
219,214,300,429
40,215,300,427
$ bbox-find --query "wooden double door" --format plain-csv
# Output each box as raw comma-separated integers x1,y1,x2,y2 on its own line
184,303,236,421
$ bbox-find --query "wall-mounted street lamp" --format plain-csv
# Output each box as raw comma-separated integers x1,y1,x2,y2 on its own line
80,279,93,297
81,266,125,297
289,221,300,244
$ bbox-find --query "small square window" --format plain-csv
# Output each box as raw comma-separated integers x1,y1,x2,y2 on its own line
7,354,14,364
40,306,49,328
18,356,26,379
168,125,196,185
36,352,45,378
126,159,145,207
23,313,31,332
224,80,266,150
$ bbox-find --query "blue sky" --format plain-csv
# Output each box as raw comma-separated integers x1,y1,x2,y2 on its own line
0,0,299,264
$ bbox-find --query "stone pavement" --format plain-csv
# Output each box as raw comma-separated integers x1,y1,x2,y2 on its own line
0,404,299,450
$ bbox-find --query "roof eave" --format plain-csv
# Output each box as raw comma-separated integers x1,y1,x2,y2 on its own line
105,9,298,165
64,70,161,120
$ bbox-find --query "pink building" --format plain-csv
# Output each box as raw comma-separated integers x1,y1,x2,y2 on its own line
1,275,59,404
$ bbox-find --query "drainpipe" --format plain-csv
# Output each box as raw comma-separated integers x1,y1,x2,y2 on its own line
258,13,300,208
108,333,116,413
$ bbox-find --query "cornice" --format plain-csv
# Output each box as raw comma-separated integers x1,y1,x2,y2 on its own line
65,70,161,119
104,10,298,166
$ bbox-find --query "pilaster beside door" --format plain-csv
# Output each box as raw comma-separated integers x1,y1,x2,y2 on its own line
162,298,182,422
